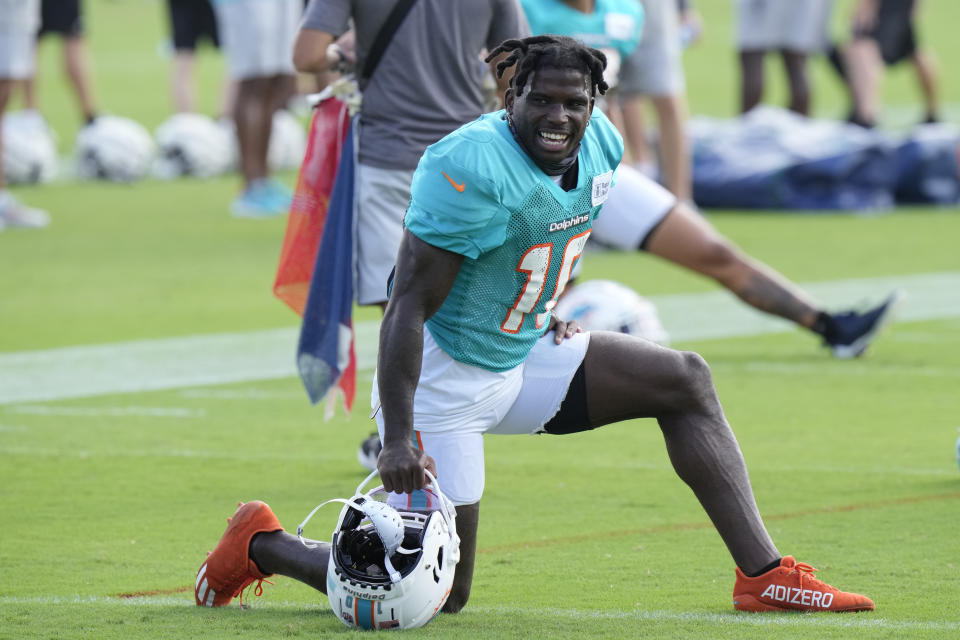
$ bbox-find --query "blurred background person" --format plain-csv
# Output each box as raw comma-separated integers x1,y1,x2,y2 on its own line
837,0,939,128
293,0,528,309
0,0,50,231
735,0,834,116
165,0,235,117
212,0,300,217
22,0,99,126
617,0,700,203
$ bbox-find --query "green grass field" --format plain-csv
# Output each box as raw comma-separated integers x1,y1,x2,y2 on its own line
2,1,960,638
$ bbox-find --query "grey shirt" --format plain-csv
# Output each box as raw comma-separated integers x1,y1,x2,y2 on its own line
302,0,529,169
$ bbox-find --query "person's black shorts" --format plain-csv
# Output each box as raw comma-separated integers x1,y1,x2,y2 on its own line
167,0,220,51
853,0,917,66
38,0,84,38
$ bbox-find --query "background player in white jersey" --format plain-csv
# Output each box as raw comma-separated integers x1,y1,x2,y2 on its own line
194,35,874,616
522,0,897,359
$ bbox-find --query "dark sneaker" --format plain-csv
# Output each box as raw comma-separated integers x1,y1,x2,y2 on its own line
357,432,382,472
824,291,901,358
733,556,875,612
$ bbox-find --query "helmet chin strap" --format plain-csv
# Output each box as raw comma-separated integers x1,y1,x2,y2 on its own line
296,497,360,550
297,471,428,584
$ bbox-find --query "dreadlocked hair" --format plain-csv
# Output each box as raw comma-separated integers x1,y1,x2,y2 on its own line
485,35,608,97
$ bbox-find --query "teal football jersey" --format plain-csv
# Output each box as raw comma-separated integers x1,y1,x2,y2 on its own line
521,0,644,81
404,109,623,372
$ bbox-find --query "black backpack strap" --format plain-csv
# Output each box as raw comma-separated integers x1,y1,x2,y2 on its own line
360,0,419,81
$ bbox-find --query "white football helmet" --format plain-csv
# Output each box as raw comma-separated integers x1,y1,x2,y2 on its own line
2,110,58,184
153,113,234,179
75,115,155,182
298,470,460,631
267,109,307,171
555,279,670,345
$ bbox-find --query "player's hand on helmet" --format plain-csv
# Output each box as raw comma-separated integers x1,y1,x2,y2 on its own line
546,316,582,344
378,442,437,494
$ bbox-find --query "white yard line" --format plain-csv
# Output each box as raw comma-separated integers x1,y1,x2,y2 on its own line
0,596,955,631
5,405,204,417
2,272,959,406
472,606,960,632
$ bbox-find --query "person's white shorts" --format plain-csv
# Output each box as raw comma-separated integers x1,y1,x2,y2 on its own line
0,31,36,79
354,163,416,305
619,0,685,97
371,327,590,505
735,0,833,54
591,163,677,250
213,0,299,80
0,0,40,80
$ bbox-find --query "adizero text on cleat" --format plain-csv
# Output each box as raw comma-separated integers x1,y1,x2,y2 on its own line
733,556,875,612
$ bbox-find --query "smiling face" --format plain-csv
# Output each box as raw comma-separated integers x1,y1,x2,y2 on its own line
505,65,595,173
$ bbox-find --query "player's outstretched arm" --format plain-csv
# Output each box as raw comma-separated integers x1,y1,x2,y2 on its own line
377,230,464,495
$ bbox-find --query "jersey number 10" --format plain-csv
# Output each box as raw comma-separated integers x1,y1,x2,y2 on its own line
501,230,591,333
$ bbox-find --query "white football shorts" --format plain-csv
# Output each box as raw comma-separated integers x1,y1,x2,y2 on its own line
591,163,677,250
213,0,299,79
372,327,590,505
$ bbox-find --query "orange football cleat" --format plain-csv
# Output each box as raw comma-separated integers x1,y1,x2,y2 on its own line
733,556,875,612
195,501,283,607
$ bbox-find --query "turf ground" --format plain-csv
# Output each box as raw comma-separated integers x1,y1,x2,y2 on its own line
2,1,960,638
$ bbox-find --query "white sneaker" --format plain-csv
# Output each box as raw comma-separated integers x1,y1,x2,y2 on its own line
0,192,50,229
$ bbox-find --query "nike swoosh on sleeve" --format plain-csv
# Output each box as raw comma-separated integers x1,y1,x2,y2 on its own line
441,171,466,193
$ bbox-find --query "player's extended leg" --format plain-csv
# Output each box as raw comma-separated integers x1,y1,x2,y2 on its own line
199,498,479,613
580,331,779,574
249,530,329,592
644,203,821,329
643,202,899,357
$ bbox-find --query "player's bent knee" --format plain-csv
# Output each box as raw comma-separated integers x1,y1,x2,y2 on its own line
676,350,716,407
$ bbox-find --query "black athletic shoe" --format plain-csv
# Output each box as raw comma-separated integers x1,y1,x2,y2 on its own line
824,291,901,358
357,432,382,472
